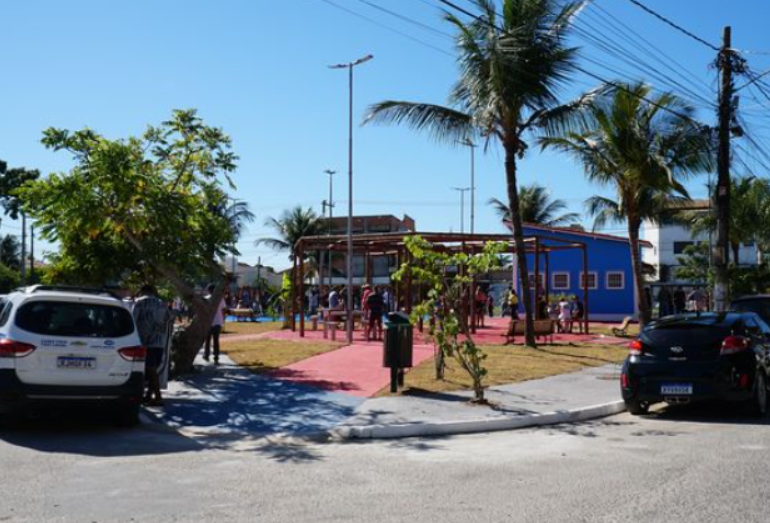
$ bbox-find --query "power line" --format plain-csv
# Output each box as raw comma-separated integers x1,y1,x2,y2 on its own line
353,0,454,40
316,0,453,57
620,0,720,51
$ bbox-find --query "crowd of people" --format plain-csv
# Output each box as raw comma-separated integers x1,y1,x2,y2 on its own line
653,286,710,317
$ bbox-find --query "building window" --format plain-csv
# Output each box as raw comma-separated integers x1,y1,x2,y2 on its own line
580,271,598,290
673,241,695,255
552,272,570,290
606,271,625,290
527,273,546,290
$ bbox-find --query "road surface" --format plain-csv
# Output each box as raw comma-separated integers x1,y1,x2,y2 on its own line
0,404,767,522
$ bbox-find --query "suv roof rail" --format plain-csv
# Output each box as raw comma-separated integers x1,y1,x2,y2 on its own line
23,285,122,300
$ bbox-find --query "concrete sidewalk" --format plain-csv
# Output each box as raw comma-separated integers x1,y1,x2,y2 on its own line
146,357,624,442
333,364,624,439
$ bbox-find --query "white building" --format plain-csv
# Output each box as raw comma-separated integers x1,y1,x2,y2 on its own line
222,257,283,289
642,199,758,284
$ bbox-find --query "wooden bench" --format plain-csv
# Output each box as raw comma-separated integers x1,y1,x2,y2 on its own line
229,308,257,322
611,316,633,337
504,319,555,345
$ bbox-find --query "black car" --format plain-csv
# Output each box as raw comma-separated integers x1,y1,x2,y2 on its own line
730,295,770,324
621,312,770,415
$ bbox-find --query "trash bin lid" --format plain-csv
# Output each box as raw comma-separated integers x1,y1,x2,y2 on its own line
386,311,411,324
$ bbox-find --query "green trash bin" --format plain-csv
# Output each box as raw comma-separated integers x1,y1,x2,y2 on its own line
383,312,413,391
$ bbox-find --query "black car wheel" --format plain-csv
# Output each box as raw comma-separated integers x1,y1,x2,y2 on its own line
625,397,650,416
748,371,768,417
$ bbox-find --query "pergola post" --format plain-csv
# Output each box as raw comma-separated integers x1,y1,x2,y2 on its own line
405,248,413,314
299,242,306,337
291,253,298,331
394,248,402,311
544,251,550,304
533,239,540,320
582,243,590,334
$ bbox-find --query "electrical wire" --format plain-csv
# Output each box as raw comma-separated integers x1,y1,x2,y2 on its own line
620,0,720,51
316,0,454,57
353,0,454,40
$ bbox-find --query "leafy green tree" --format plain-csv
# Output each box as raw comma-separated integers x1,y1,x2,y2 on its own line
19,109,247,375
0,235,20,269
488,183,580,228
0,160,40,219
674,242,710,283
0,263,19,293
366,0,585,347
685,177,770,265
541,82,712,327
394,235,504,402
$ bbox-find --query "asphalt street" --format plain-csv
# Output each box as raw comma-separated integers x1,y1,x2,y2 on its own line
1,404,769,523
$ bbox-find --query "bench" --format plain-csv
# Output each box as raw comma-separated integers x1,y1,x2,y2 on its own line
229,308,257,322
611,316,633,337
504,319,555,345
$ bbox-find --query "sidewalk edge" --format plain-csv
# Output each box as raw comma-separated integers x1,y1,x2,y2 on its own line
330,400,626,440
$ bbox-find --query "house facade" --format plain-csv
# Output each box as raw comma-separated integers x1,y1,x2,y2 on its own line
513,224,650,321
319,214,416,285
642,199,758,285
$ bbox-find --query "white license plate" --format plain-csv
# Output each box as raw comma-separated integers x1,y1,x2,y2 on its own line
57,357,96,369
661,383,692,395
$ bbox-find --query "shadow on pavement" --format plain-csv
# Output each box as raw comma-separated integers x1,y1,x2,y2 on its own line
0,408,203,457
155,364,362,440
641,402,770,426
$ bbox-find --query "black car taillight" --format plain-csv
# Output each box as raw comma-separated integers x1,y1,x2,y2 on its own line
720,335,749,356
629,339,643,356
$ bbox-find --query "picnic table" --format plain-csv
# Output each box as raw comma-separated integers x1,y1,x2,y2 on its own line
228,308,258,322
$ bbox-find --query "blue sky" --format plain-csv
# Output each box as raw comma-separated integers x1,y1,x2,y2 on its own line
2,0,770,270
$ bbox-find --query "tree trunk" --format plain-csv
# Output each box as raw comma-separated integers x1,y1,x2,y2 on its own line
628,217,651,328
171,281,226,376
504,139,536,347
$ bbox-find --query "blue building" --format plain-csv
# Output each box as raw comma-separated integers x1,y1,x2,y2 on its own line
512,224,650,321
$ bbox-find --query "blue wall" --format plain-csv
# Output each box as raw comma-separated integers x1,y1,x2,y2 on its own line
517,226,638,320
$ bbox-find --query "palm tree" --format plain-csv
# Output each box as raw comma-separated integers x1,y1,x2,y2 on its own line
541,82,712,326
365,0,586,346
256,206,324,260
489,183,580,228
686,177,770,265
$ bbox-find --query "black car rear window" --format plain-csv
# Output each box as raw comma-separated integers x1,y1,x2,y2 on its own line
15,301,134,338
731,299,770,325
645,313,741,331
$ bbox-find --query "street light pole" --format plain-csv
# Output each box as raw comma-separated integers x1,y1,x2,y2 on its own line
322,169,336,296
330,54,373,344
457,140,477,234
452,187,470,234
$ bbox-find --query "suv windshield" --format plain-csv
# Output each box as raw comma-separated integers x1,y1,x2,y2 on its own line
15,300,134,338
731,299,770,325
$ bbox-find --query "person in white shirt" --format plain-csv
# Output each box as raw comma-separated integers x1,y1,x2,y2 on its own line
558,298,572,333
203,284,227,365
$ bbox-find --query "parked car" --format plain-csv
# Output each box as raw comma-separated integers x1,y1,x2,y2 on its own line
730,295,770,324
620,312,770,416
0,285,146,425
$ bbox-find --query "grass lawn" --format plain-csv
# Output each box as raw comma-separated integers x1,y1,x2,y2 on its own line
221,321,282,336
591,323,640,338
223,339,343,373
386,343,628,396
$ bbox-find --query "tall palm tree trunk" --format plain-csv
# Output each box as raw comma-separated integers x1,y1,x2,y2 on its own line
505,140,536,347
628,216,651,327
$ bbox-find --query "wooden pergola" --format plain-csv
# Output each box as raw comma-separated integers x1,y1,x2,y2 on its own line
291,231,591,337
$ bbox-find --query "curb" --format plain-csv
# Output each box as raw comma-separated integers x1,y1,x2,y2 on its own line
330,400,626,440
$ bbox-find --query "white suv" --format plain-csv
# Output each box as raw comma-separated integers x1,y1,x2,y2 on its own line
0,286,146,425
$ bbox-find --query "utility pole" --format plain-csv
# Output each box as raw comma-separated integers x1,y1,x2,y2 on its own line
713,26,741,311
29,225,34,283
20,212,26,287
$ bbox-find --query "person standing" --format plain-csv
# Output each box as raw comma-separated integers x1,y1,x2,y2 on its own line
366,286,385,341
558,296,573,333
203,284,226,365
673,286,686,315
487,294,495,318
571,295,584,334
508,287,519,319
132,284,172,406
309,287,320,316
